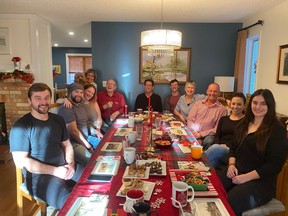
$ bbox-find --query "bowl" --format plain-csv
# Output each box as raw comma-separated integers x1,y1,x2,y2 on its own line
134,117,144,123
154,138,173,148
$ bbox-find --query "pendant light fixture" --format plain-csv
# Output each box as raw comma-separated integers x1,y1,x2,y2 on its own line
140,0,182,57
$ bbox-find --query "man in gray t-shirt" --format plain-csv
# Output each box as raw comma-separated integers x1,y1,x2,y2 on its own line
57,83,100,165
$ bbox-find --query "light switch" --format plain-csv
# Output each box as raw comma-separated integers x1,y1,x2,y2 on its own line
103,81,107,87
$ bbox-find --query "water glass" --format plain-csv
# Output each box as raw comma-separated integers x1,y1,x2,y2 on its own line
136,125,143,140
155,117,161,130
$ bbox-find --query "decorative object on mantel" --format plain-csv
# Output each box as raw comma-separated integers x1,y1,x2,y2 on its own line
11,56,21,70
0,70,34,84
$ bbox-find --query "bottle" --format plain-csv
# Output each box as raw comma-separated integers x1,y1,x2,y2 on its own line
124,105,128,117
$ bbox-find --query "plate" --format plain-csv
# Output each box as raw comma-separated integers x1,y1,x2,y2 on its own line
116,181,155,201
136,160,167,176
170,121,184,127
169,127,187,136
123,165,150,179
169,169,218,196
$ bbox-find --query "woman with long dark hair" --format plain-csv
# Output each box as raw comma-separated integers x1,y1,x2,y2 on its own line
218,89,288,215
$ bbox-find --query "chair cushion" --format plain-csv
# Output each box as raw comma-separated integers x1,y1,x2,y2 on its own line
20,183,46,203
242,198,285,216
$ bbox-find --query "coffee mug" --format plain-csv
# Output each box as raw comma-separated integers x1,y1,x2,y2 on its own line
191,144,203,160
172,181,194,208
124,147,136,164
128,131,137,144
132,202,158,216
123,189,144,213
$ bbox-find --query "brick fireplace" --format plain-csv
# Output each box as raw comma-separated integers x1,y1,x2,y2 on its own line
0,78,31,134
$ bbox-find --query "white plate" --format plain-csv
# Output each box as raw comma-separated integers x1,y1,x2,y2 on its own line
116,181,155,201
123,166,150,179
170,121,184,127
143,110,159,114
136,160,167,176
169,127,187,136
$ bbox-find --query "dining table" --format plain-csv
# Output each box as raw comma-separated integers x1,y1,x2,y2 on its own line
58,115,236,216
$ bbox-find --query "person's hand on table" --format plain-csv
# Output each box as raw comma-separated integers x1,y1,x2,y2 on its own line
227,164,238,179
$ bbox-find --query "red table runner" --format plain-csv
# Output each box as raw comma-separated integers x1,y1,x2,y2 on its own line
58,118,235,216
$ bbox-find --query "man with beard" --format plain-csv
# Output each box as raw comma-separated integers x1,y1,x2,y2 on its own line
10,83,84,209
57,83,100,166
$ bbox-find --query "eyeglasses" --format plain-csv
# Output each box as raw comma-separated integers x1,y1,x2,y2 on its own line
145,84,153,87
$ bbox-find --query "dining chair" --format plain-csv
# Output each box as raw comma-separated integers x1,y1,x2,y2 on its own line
242,159,288,216
16,167,47,216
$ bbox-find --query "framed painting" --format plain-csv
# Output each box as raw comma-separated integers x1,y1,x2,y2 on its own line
277,44,288,84
52,64,61,74
0,27,10,55
139,48,191,84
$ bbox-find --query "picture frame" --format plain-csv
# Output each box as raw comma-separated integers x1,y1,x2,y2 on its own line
52,64,61,74
139,48,191,84
91,159,120,176
101,142,122,152
0,27,10,55
191,198,230,216
277,44,288,84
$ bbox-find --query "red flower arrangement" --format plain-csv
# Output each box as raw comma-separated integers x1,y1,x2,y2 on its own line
11,57,21,62
0,70,34,84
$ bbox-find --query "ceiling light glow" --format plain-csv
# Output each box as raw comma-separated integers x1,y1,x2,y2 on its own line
69,32,74,36
84,39,88,43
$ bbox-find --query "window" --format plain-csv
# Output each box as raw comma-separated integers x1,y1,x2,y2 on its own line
66,54,92,84
244,35,259,94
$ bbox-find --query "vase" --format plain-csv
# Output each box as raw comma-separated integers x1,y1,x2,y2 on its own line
13,61,21,70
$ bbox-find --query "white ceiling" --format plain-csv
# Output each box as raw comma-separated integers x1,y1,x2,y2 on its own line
0,0,285,47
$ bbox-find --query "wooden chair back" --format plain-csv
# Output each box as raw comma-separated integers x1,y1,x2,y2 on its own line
16,167,47,216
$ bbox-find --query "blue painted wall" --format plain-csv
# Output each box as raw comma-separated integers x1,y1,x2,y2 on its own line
52,47,92,89
91,22,242,111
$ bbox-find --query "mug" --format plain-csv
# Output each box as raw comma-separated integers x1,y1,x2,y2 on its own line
137,108,143,114
132,202,158,216
124,147,136,164
172,181,194,208
123,189,144,213
128,131,137,144
191,144,203,160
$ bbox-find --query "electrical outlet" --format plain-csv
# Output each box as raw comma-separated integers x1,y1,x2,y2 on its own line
103,81,107,87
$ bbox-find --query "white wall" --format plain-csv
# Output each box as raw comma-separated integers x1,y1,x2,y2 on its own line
0,14,53,90
243,0,288,115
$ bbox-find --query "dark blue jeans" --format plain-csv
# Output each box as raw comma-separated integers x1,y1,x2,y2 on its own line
28,163,84,209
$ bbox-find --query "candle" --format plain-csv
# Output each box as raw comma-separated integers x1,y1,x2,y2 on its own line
148,94,151,108
149,108,153,125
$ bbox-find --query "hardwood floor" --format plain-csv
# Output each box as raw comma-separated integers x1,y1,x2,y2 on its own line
0,160,36,216
0,160,17,215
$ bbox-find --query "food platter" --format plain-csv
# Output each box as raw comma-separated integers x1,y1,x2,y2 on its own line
116,181,155,201
137,160,167,176
169,169,218,197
